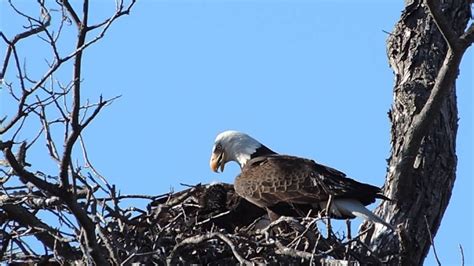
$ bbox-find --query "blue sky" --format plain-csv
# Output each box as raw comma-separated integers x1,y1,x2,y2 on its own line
1,1,472,265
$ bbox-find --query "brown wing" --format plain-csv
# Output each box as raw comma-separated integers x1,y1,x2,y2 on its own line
234,154,386,210
309,161,389,205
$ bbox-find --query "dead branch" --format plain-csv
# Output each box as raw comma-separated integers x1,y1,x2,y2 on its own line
0,1,50,80
459,244,465,266
2,203,80,260
424,216,441,266
1,1,136,264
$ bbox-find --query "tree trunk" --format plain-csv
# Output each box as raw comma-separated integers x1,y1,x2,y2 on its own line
361,1,471,265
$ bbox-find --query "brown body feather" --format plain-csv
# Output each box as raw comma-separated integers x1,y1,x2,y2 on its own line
234,154,388,219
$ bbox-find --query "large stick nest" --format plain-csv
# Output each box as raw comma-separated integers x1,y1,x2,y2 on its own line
111,183,381,265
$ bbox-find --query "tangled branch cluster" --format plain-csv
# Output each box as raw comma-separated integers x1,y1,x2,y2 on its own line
124,183,391,265
1,181,385,264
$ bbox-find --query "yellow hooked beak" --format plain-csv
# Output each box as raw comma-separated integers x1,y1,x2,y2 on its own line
210,151,225,173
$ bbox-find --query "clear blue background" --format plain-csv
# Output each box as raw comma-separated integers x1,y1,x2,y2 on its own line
1,1,472,265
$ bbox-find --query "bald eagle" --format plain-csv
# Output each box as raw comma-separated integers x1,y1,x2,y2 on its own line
209,130,393,230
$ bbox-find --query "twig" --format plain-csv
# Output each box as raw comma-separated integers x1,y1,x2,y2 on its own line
0,1,51,80
459,244,464,266
97,193,166,202
78,135,112,193
2,141,61,194
424,216,441,266
317,223,374,258
121,251,160,265
195,210,231,226
61,0,81,27
288,216,322,247
459,24,474,49
180,183,199,188
214,233,251,265
2,203,80,259
260,216,300,235
96,223,119,265
325,195,333,238
275,240,313,260
168,232,252,265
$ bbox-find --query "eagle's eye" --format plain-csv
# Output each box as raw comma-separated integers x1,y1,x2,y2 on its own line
215,143,223,152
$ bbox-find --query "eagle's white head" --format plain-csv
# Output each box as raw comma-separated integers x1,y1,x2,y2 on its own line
210,130,275,172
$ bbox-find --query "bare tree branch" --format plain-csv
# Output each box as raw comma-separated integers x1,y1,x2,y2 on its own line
459,23,474,48
459,244,465,266
1,1,137,264
2,203,80,260
1,141,61,194
424,216,441,266
60,0,82,28
0,1,50,80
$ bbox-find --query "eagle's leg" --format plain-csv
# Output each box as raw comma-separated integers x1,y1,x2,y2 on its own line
325,195,333,238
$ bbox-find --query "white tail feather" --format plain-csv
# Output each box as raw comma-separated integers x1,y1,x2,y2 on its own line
333,199,395,231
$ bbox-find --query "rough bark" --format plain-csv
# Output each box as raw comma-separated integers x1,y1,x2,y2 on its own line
360,1,471,265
